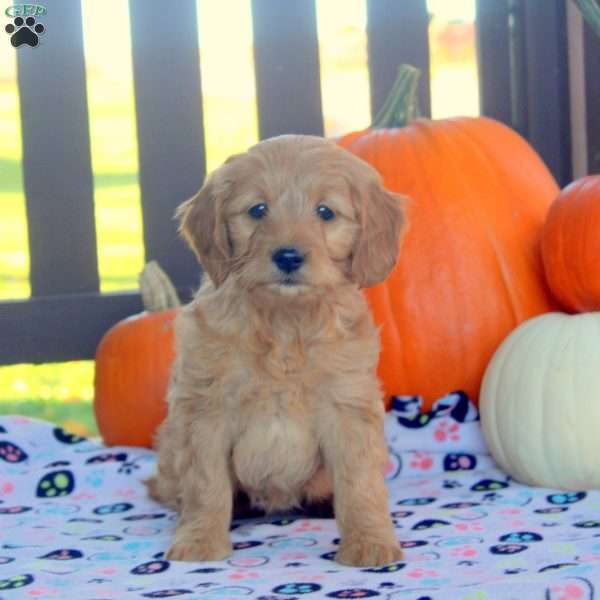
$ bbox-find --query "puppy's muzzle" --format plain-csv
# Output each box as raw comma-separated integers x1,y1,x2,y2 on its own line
272,247,305,274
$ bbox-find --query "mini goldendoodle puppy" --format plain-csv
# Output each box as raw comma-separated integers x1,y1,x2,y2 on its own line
146,134,406,567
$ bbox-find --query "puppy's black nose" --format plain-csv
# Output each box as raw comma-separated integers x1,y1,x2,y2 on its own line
272,247,305,273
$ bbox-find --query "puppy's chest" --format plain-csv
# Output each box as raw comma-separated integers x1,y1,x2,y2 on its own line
223,341,320,416
216,317,367,410
226,326,331,392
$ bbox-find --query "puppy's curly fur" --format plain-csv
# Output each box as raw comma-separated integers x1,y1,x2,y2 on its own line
147,135,406,566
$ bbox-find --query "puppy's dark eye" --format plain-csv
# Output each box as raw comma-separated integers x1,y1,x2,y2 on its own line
248,203,268,220
316,204,335,222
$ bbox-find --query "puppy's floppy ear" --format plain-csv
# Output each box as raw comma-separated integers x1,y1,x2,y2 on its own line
351,179,407,289
175,173,232,288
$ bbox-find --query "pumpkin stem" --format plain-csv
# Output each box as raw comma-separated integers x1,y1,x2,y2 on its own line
139,261,181,311
573,0,600,38
371,64,421,129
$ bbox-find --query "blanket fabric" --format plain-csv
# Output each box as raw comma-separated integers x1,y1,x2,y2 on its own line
0,393,598,599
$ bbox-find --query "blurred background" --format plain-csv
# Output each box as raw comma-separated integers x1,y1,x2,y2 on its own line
0,0,513,435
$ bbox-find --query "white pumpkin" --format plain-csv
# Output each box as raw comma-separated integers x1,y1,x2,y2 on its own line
480,312,600,490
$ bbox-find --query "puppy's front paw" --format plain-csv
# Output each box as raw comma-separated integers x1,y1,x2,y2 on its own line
336,537,404,567
166,534,232,562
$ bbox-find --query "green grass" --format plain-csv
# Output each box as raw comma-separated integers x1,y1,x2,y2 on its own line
0,362,98,436
0,400,97,438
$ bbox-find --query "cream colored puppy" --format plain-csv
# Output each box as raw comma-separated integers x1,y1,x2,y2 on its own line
147,135,406,567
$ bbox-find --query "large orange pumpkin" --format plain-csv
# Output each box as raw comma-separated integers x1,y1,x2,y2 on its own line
339,66,559,411
541,175,600,312
94,262,178,447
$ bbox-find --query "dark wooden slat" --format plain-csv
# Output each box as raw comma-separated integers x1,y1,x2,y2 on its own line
0,287,195,365
366,0,431,119
506,0,530,137
16,0,99,296
583,19,600,173
0,293,142,364
252,0,324,138
129,0,205,289
521,0,572,186
476,0,513,126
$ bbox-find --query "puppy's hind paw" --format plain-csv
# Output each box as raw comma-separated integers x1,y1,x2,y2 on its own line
144,475,180,510
336,537,404,567
166,534,232,562
144,475,161,500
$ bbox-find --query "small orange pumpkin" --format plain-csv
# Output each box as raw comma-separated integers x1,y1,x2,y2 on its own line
541,175,600,312
339,66,559,411
94,262,178,447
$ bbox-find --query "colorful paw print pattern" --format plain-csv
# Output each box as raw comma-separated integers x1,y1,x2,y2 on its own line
326,588,381,598
38,548,84,560
131,559,170,575
0,440,28,463
272,582,322,594
36,469,75,497
53,426,86,444
141,590,194,598
93,501,134,515
0,395,600,599
0,573,34,590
